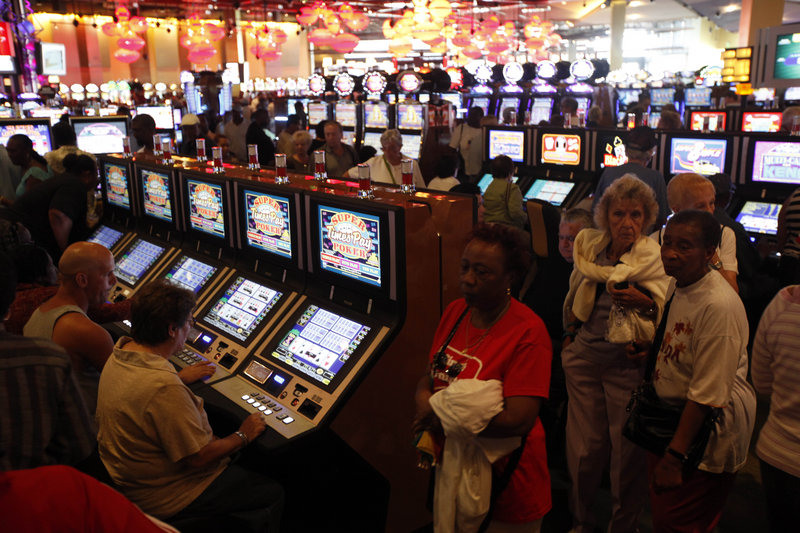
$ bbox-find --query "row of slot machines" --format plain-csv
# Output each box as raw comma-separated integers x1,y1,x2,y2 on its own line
480,124,799,240
463,91,592,126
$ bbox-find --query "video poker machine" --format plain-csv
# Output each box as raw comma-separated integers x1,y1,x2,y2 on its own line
0,118,53,154
91,154,137,255
530,127,594,207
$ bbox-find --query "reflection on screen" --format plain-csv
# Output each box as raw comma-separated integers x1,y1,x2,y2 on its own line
401,133,421,160
243,190,292,259
364,103,389,129
752,140,800,184
335,103,357,128
140,169,173,223
104,162,130,209
74,121,127,154
669,138,727,176
88,225,123,250
0,123,52,153
736,202,781,235
319,205,381,288
270,304,371,387
115,239,166,287
202,276,283,343
164,255,217,293
397,104,424,129
308,103,328,125
135,106,174,129
187,179,226,239
488,130,525,162
525,179,576,206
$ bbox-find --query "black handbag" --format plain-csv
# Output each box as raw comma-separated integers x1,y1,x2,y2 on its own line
622,295,719,470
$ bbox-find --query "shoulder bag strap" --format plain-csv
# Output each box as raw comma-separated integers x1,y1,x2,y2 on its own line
430,307,470,377
644,293,675,381
382,155,398,185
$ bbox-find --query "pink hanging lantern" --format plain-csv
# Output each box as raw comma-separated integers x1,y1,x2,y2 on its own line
485,36,509,54
101,22,121,37
338,3,355,20
308,27,335,47
462,44,482,59
118,34,146,51
331,33,360,53
188,45,217,64
345,12,369,32
113,48,140,63
452,32,471,48
296,7,319,26
272,29,288,45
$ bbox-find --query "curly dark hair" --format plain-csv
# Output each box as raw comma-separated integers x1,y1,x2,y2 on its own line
131,279,196,346
468,223,531,283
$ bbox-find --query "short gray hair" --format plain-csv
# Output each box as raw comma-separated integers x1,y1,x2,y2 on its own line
594,174,658,232
380,129,402,149
292,130,313,150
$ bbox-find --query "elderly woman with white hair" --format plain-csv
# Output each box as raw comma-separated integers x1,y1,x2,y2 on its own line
561,174,671,533
347,129,425,188
287,130,313,173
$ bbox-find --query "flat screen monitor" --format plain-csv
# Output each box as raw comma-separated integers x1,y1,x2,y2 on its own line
689,111,727,132
364,102,390,129
72,117,128,154
173,108,182,128
440,93,461,109
540,132,582,166
488,129,525,163
524,179,576,206
401,133,421,160
685,88,712,107
200,275,284,344
735,201,781,235
498,98,520,118
185,176,229,241
362,131,382,153
0,119,52,153
785,87,800,101
102,160,132,211
741,112,782,132
476,173,518,194
308,103,329,126
598,132,628,168
318,206,382,288
135,106,174,130
617,89,641,106
241,187,295,262
29,108,64,125
397,103,424,130
753,88,776,102
471,97,490,115
531,98,553,124
163,255,218,294
649,112,661,128
138,167,175,225
775,32,800,80
750,139,800,185
268,303,372,389
334,102,357,128
87,225,124,250
114,238,167,288
668,136,728,176
650,88,675,106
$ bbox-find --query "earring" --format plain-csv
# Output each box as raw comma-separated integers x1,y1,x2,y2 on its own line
506,287,511,295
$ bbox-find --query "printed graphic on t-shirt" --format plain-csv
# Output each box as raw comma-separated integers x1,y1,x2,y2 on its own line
431,346,481,388
654,318,694,382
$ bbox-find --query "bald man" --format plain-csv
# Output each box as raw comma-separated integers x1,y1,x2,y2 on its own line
23,242,117,413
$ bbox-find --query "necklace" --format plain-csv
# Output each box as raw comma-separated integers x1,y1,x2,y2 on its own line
464,299,511,354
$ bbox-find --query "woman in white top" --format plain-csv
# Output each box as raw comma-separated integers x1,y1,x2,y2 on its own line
449,107,484,180
347,129,425,188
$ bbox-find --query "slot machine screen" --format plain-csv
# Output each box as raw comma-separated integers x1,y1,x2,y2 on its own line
29,108,64,125
440,93,461,110
139,168,174,224
751,139,800,185
135,106,174,129
268,303,372,389
317,205,382,288
102,161,131,210
364,102,389,129
575,97,590,115
0,120,52,153
308,103,329,126
334,102,357,128
617,90,641,106
362,132,382,152
735,201,782,235
242,188,293,260
540,133,582,166
397,104,424,130
471,98,490,115
115,238,167,287
163,255,217,293
669,137,728,176
498,98,520,119
753,88,776,102
775,32,800,79
201,276,283,343
531,99,553,124
73,118,128,154
488,129,525,163
685,88,712,107
477,173,518,194
186,178,227,240
785,87,800,100
597,132,628,168
87,225,123,250
741,112,782,132
649,112,661,128
689,111,727,131
524,179,576,206
650,88,675,106
401,133,421,160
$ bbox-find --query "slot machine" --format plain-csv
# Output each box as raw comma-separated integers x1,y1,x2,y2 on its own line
615,88,641,124
307,102,331,129
360,100,392,154
688,110,729,133
483,125,533,192
740,110,783,133
0,118,53,154
531,127,594,208
648,87,677,127
396,102,425,161
683,87,714,127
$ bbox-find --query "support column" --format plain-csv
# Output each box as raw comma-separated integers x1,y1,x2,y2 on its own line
609,0,626,71
739,0,784,47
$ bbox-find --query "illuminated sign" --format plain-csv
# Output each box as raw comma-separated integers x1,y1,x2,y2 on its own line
537,60,557,80
601,135,628,168
570,59,594,81
333,73,355,97
669,138,727,176
308,73,326,96
503,62,524,85
363,72,387,96
541,133,581,165
397,70,422,93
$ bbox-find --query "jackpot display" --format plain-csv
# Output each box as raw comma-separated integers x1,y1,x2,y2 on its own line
397,104,424,129
735,201,782,235
202,276,283,343
115,239,166,287
103,162,131,210
524,179,575,206
775,33,800,80
269,304,371,388
540,133,581,166
140,169,173,223
669,138,727,176
187,179,226,239
364,103,389,128
164,255,217,293
318,206,381,288
74,120,127,154
243,189,292,260
741,112,782,132
488,130,525,163
0,123,52,153
751,140,800,185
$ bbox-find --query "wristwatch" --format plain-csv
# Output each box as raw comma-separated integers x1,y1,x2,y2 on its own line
710,259,723,270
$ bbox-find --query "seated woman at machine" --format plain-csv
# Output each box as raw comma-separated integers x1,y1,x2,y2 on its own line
346,129,425,188
482,155,526,231
413,223,552,532
96,279,284,532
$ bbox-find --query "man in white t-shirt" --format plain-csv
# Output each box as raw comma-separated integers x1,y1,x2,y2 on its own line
650,173,738,292
631,210,755,533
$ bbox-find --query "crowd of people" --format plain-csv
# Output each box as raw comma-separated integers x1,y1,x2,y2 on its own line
0,97,798,533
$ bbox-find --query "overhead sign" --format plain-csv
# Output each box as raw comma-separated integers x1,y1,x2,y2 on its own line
397,70,422,93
